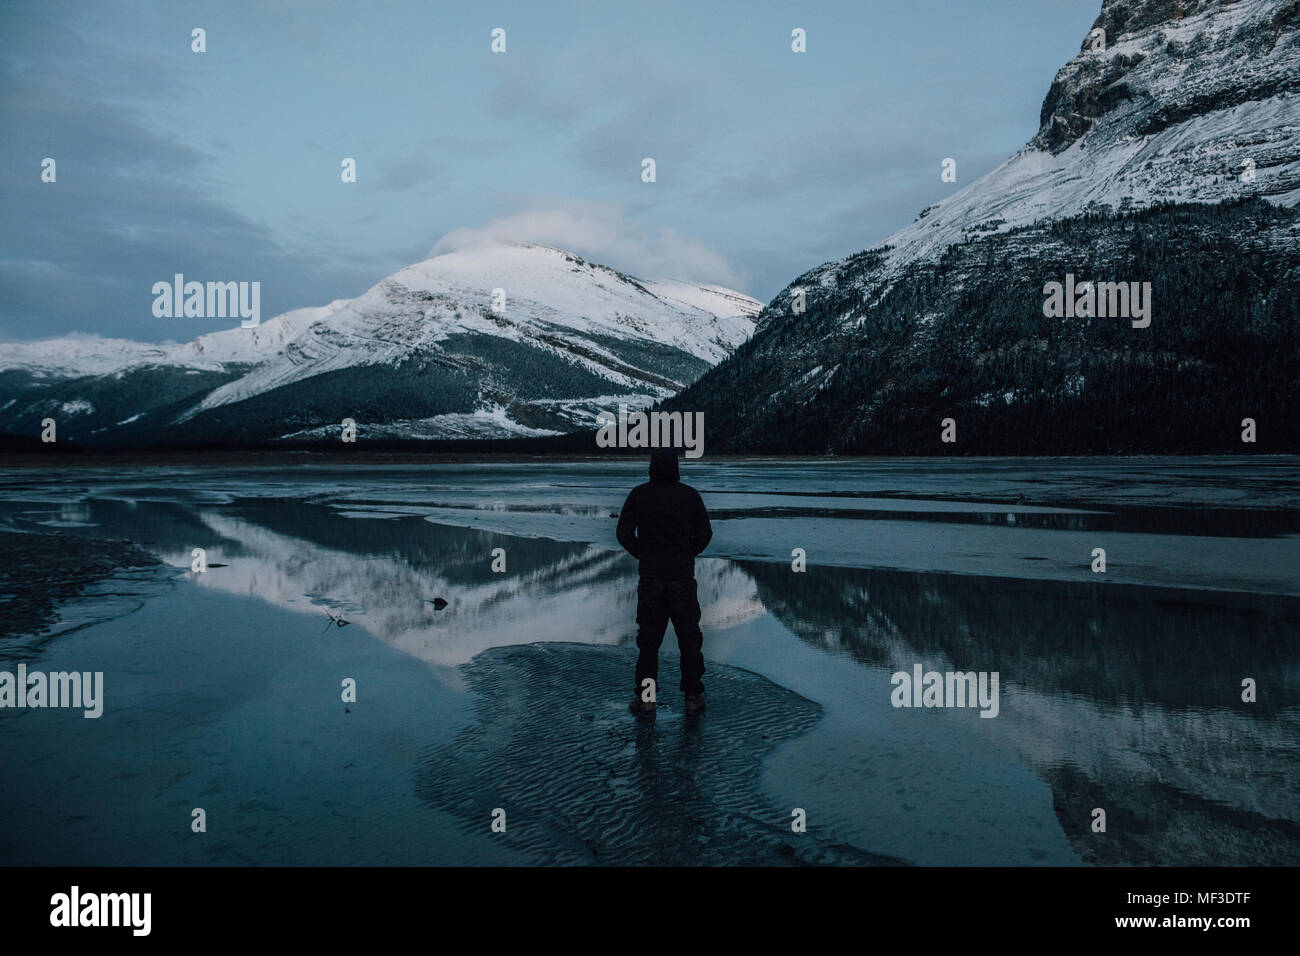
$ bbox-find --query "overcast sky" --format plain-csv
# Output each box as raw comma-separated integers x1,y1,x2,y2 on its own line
0,0,1100,343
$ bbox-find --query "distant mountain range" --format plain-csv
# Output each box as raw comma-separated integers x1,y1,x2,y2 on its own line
6,0,1298,456
667,0,1300,454
0,243,759,448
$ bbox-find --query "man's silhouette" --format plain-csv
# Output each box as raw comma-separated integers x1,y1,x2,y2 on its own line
617,449,713,717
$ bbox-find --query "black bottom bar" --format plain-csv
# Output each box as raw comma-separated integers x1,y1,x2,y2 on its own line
0,865,1284,942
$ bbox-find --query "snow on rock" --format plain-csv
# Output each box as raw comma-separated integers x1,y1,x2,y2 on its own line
0,243,758,444
187,242,759,416
0,335,171,377
836,0,1300,288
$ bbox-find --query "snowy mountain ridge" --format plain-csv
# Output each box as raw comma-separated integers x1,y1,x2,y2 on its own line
776,0,1300,330
669,0,1300,456
0,241,759,446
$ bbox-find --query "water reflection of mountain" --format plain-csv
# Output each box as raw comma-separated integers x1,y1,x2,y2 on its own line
8,490,1296,864
9,496,763,669
740,561,1300,713
740,560,1300,865
226,498,596,586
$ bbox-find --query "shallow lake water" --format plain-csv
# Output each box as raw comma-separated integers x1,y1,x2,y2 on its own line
1,457,1297,865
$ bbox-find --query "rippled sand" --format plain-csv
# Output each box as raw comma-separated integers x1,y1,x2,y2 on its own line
416,642,905,866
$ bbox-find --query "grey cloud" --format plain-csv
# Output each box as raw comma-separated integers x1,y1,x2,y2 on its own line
0,65,369,341
375,154,441,192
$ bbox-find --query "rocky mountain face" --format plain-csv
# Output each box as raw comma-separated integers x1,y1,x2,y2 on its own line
0,243,759,447
668,0,1300,454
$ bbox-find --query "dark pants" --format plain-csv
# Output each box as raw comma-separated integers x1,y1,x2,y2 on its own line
634,577,705,697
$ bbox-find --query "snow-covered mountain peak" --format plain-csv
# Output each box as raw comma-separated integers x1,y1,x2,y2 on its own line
800,0,1300,297
1034,0,1299,156
178,242,758,416
673,0,1300,457
0,242,759,445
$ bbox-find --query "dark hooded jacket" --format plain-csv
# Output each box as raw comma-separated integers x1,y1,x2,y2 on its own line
616,450,712,580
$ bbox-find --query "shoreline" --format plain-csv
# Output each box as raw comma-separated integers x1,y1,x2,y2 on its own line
0,530,160,643
2,450,1298,469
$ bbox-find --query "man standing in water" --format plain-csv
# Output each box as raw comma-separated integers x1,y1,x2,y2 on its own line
617,449,713,718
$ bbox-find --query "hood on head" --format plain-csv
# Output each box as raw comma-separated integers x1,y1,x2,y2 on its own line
649,449,680,483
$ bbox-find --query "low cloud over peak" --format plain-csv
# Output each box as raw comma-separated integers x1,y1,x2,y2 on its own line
431,200,749,292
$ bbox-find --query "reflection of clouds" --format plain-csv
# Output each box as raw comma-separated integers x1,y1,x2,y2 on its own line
166,511,764,672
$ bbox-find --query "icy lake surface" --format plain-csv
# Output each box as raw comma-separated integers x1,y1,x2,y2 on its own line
1,456,1297,865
